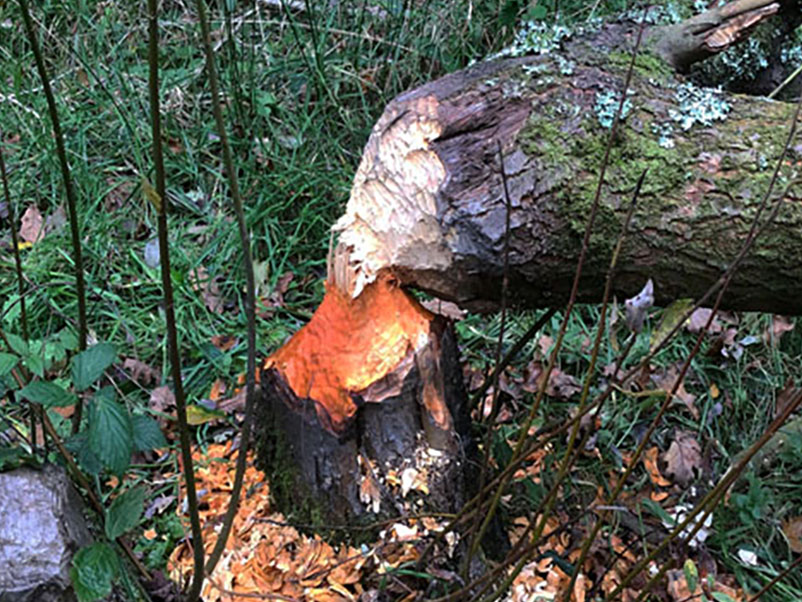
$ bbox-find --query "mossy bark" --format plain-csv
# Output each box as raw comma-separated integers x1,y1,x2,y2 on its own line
330,21,802,314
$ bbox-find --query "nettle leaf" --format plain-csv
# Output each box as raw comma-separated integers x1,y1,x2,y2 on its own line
132,414,166,451
0,353,19,377
19,381,78,407
72,342,117,391
88,388,132,476
5,332,28,356
105,486,146,540
70,542,119,602
24,353,45,378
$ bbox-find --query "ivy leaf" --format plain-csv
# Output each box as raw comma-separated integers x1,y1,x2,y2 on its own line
70,542,119,602
18,381,77,407
72,342,117,391
132,414,166,451
0,353,19,377
88,388,132,476
105,486,146,540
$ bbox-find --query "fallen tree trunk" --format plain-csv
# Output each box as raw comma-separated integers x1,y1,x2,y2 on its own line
257,0,802,530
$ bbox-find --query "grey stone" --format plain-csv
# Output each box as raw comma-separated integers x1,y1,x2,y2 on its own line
0,464,92,602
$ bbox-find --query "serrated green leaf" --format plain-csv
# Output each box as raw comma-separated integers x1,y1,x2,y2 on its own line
70,542,119,602
132,414,166,451
18,381,77,407
712,593,737,602
105,486,146,540
650,298,694,351
59,328,79,351
66,433,104,476
24,353,45,378
5,332,28,356
683,558,698,593
72,342,117,391
0,353,19,377
88,388,132,476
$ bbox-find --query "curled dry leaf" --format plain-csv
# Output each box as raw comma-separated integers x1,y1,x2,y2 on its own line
764,315,794,345
661,430,702,486
643,446,672,487
625,278,654,333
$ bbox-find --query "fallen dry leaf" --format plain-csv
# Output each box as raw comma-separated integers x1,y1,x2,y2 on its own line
686,308,722,334
149,385,176,414
651,364,699,419
123,357,160,386
764,315,794,345
192,265,224,314
643,447,672,487
210,334,237,352
775,378,800,419
662,430,702,486
782,516,802,553
19,205,44,244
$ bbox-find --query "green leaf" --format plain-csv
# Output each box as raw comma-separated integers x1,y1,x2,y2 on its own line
105,486,146,540
88,388,132,476
650,298,694,351
641,498,675,527
186,403,225,425
59,328,79,351
24,353,45,378
18,381,78,407
712,593,737,602
66,433,103,476
132,414,166,451
683,558,698,593
0,353,19,377
72,342,117,391
70,542,119,602
5,332,28,356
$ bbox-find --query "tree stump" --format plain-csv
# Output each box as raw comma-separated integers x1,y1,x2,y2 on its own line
257,275,474,529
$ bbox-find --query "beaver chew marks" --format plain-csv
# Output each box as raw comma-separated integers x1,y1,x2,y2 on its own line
266,273,435,434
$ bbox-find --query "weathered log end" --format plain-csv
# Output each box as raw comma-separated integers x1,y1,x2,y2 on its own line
256,275,474,530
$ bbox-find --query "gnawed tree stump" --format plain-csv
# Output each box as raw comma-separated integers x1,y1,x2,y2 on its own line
257,0,802,533
257,275,475,528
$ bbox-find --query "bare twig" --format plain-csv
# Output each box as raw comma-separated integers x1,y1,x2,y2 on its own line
146,1,204,599
17,0,88,434
194,0,259,578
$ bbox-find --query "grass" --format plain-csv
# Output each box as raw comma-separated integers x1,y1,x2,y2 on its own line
1,0,801,600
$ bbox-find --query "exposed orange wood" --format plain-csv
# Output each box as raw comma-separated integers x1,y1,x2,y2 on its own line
266,273,434,433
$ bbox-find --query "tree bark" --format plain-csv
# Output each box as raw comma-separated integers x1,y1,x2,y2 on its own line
258,0,802,529
330,13,802,315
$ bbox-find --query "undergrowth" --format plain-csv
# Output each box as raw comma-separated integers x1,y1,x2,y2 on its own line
0,1,800,601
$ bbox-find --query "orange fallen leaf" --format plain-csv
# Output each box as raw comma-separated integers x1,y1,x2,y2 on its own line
643,446,671,487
